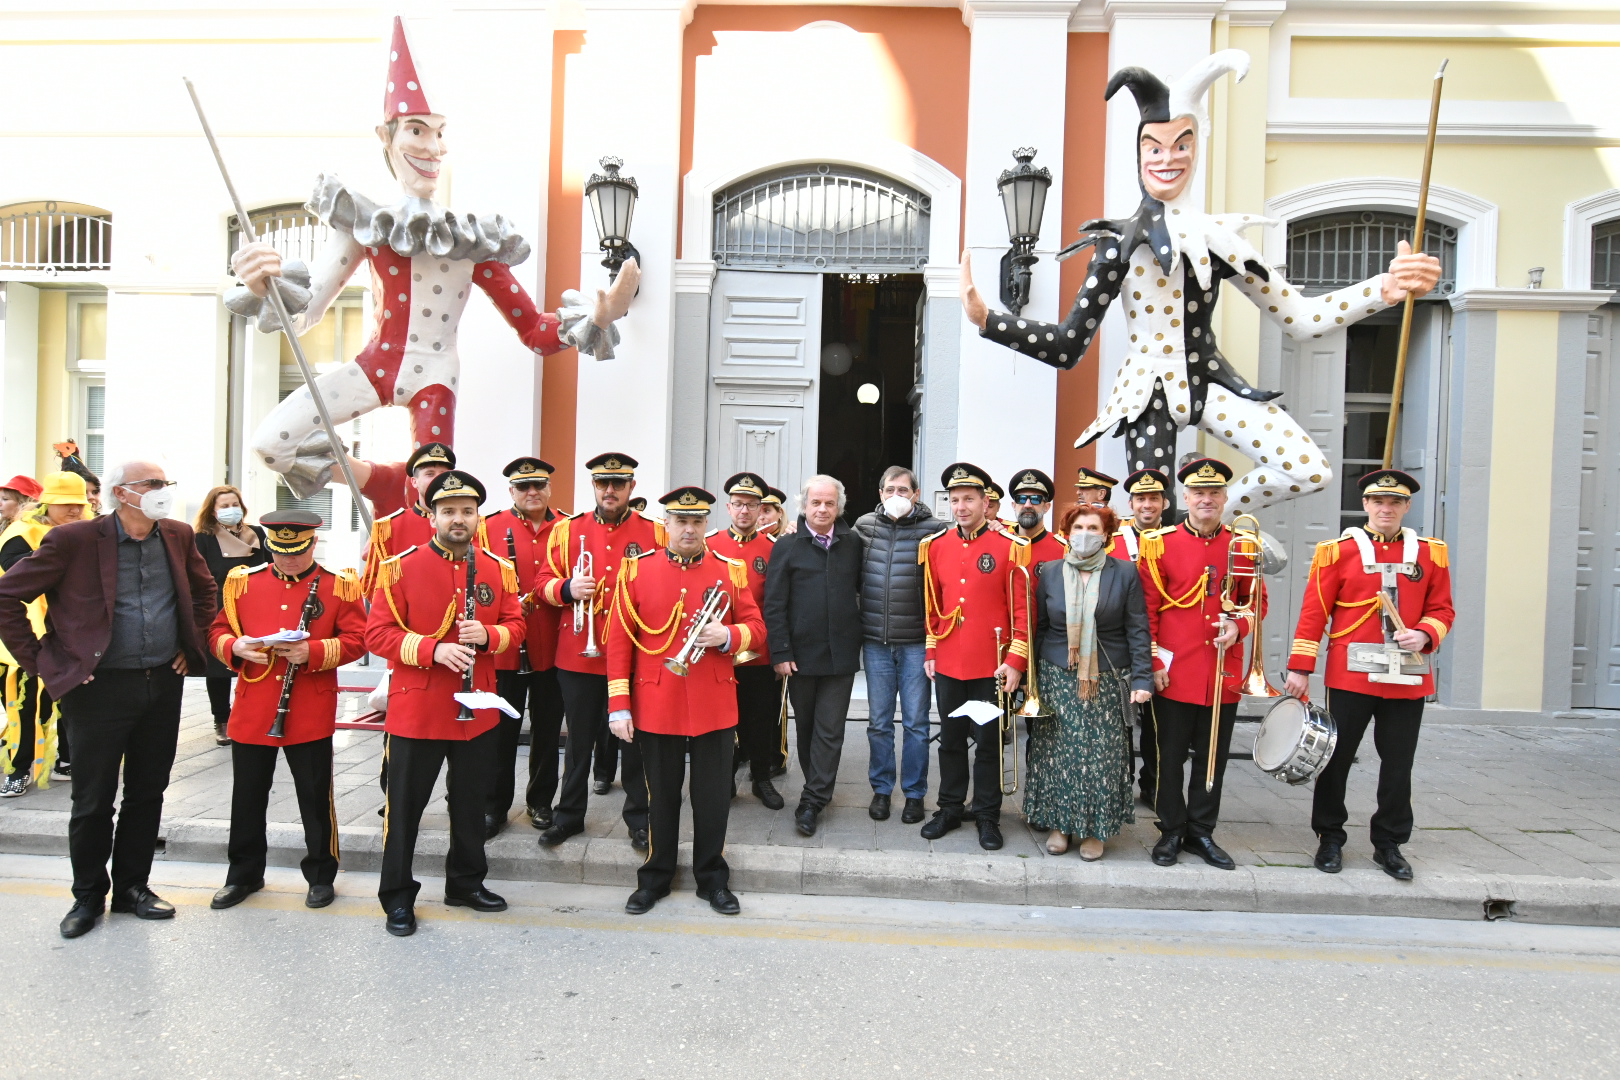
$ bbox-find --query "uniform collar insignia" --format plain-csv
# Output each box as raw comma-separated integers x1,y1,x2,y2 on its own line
666,548,704,567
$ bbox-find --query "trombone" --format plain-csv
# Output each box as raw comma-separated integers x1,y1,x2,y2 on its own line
574,537,601,658
1010,563,1050,723
1207,513,1266,792
994,628,1019,796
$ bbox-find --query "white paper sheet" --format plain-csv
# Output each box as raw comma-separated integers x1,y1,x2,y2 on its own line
453,691,522,719
245,629,311,646
947,699,1003,727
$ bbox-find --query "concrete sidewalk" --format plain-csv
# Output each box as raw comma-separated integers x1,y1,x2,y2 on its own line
3,683,1618,925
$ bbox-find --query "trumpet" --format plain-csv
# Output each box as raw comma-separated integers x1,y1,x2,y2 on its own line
665,585,731,677
574,537,601,658
995,628,1019,796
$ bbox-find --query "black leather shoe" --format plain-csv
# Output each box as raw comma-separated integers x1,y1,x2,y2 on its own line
214,723,231,747
698,886,741,915
1314,840,1343,874
210,882,263,910
624,888,665,915
540,823,583,847
592,779,612,796
1183,835,1236,870
630,828,649,852
305,884,336,908
385,907,416,936
769,764,787,779
111,887,175,920
869,793,891,821
1375,845,1414,881
753,779,785,810
527,806,553,831
483,813,506,841
1138,787,1157,808
445,886,508,912
795,805,819,837
901,797,925,824
59,902,101,939
1151,832,1181,866
920,810,961,840
976,818,1003,851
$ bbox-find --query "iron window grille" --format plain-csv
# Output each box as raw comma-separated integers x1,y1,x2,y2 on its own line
714,164,930,272
1594,217,1620,292
0,206,112,271
227,203,333,274
1285,211,1457,297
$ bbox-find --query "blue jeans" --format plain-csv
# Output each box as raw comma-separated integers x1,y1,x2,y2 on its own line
864,643,931,799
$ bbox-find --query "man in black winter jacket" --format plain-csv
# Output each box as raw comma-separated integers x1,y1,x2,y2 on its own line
849,466,937,825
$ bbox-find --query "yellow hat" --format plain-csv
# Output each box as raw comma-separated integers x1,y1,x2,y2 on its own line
35,471,88,506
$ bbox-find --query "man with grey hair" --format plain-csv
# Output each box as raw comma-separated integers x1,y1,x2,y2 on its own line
762,475,863,836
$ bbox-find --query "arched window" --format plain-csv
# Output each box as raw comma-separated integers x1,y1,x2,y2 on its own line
713,164,930,272
1594,217,1620,292
1285,210,1457,297
226,202,332,272
0,201,112,272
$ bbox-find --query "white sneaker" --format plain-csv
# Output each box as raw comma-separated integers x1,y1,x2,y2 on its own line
0,772,31,797
50,761,71,780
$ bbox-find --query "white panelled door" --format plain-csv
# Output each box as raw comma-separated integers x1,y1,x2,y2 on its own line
706,270,822,502
1572,304,1620,708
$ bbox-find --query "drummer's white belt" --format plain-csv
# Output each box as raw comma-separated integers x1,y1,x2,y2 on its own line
1341,527,1428,676
1121,525,1140,561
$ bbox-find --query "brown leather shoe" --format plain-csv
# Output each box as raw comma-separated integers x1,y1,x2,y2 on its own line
1078,837,1104,861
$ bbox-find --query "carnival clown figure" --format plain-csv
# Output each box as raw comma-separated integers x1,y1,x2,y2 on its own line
227,17,639,498
961,50,1442,515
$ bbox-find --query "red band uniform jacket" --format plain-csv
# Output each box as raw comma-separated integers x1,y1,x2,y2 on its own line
919,523,1031,680
606,548,766,737
207,564,368,745
703,527,774,667
1287,528,1453,700
1137,523,1264,707
534,509,665,675
485,507,565,673
364,541,526,740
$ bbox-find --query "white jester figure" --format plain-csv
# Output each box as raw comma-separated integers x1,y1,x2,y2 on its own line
227,17,639,498
961,50,1441,515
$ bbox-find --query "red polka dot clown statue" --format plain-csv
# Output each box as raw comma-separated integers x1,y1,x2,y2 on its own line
960,50,1443,515
226,17,639,499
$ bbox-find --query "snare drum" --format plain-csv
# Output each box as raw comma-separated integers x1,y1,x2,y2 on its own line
1252,696,1337,786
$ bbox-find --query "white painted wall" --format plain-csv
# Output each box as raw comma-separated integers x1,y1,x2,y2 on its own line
0,284,39,479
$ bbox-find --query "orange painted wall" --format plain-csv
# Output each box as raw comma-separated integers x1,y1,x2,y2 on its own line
542,30,586,513
677,6,971,258
1054,32,1109,495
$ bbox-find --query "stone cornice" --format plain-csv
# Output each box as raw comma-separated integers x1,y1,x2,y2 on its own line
1448,289,1613,313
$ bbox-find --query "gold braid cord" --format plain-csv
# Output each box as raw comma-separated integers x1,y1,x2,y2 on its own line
223,567,275,684
918,533,962,642
613,573,686,656
380,557,459,667
1143,554,1209,610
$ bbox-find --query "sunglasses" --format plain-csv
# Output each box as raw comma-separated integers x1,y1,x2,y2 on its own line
593,477,631,489
121,479,176,492
1011,493,1046,506
511,480,550,492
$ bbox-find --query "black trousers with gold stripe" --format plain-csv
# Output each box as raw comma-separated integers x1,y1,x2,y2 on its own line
378,728,497,913
226,737,338,887
638,727,732,897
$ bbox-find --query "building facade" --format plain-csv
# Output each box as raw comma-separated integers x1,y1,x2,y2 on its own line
1,0,1618,722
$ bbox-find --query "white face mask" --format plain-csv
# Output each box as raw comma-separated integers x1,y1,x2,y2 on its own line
882,495,912,520
216,506,245,526
125,486,174,521
1071,532,1107,558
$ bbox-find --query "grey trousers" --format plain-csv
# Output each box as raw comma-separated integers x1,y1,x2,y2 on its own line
790,673,854,811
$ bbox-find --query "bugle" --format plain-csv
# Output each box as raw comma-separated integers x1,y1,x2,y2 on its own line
665,585,731,677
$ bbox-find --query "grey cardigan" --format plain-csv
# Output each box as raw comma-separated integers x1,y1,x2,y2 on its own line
1031,557,1154,693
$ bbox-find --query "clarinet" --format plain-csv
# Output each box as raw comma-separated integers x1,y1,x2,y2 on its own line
506,528,533,674
268,570,323,739
456,549,478,721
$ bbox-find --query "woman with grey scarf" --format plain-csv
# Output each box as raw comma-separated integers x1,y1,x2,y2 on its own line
1025,504,1154,859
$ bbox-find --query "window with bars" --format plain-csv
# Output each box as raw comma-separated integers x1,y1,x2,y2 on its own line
274,483,334,530
1286,211,1457,297
227,203,333,273
1594,217,1620,291
714,165,930,272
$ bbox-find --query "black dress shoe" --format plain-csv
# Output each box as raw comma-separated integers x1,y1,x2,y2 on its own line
210,882,263,910
920,810,961,840
769,764,787,779
111,887,175,920
385,907,416,936
624,888,665,915
1183,835,1236,870
869,793,891,821
1375,845,1414,881
630,827,649,852
1314,840,1343,874
445,886,508,912
976,818,1003,851
697,886,740,915
527,806,553,831
484,813,506,841
795,805,819,837
592,779,612,795
540,823,583,847
901,797,925,824
1151,832,1181,866
59,902,101,939
753,779,785,810
306,884,336,908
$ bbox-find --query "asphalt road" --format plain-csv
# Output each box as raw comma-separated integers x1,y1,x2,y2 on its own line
1,854,1616,1080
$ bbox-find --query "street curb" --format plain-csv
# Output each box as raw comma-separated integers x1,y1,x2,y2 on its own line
5,811,1617,927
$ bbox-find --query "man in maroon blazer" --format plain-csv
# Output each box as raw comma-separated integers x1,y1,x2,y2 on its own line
0,460,217,939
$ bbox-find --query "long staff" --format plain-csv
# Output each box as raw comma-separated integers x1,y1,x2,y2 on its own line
1382,60,1448,470
183,77,372,535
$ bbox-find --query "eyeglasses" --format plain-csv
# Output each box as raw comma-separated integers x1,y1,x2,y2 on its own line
511,480,550,492
594,477,631,489
121,479,176,492
1011,493,1046,506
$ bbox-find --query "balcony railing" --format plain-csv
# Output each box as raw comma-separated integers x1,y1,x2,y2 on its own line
0,208,112,272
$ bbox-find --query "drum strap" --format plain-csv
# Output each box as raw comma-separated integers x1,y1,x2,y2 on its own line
1121,526,1139,562
1342,526,1418,576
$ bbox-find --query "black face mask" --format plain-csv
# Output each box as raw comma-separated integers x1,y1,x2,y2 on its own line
1017,509,1043,531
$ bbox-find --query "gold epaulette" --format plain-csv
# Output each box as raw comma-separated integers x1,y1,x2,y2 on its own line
1138,527,1170,562
916,526,950,564
1424,537,1448,568
716,553,748,590
475,517,490,552
1310,537,1343,573
221,564,256,637
652,517,668,548
1008,534,1031,567
622,547,655,584
379,546,414,590
484,548,519,594
545,515,574,576
360,508,403,593
332,568,365,603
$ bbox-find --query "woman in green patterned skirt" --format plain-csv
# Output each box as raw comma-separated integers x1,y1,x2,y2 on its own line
1023,504,1153,860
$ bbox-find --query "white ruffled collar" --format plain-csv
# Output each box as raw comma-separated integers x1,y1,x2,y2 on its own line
307,173,530,266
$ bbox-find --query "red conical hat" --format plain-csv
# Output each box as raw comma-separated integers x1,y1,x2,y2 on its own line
383,16,432,121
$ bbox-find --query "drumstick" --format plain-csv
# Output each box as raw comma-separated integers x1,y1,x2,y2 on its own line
1378,592,1408,634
